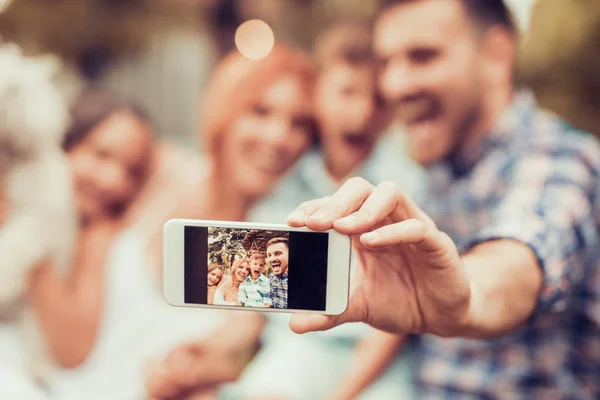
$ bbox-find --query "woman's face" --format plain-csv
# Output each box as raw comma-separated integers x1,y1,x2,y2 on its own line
68,111,153,221
221,74,314,199
207,268,223,286
234,263,250,282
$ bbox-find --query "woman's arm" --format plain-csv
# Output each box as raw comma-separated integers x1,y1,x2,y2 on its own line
329,331,407,400
27,220,119,368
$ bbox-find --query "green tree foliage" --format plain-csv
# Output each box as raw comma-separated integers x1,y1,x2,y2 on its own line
241,229,290,253
208,227,250,268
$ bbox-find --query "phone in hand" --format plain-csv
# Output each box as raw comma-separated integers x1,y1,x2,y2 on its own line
162,219,351,315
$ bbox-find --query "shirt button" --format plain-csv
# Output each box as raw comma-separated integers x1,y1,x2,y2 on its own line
553,299,567,313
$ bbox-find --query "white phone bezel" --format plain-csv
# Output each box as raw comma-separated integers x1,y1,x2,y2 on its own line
163,218,351,315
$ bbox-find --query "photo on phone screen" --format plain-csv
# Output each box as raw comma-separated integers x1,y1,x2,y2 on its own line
184,226,329,311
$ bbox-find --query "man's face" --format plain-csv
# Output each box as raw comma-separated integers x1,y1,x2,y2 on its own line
267,242,289,276
250,257,265,276
315,62,389,177
374,0,486,165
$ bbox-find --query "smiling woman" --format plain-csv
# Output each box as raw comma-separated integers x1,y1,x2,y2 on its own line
152,42,318,231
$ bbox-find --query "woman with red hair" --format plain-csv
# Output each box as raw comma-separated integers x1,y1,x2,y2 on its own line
162,43,317,223
143,44,319,399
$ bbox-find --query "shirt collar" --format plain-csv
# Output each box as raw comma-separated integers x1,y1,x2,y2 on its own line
438,90,537,178
298,137,395,197
246,274,262,283
270,271,288,280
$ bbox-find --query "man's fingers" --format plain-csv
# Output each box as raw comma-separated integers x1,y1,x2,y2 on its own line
333,181,400,234
360,219,445,253
290,294,366,334
305,177,374,231
289,314,343,334
287,197,329,227
333,181,435,234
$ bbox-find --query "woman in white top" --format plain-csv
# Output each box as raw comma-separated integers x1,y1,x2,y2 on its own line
20,89,231,399
212,259,251,306
22,42,318,400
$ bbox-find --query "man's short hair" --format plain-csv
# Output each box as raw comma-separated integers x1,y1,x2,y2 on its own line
266,237,289,250
381,0,515,34
313,19,375,69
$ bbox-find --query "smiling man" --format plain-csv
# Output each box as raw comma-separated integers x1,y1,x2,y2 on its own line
287,0,600,398
266,237,289,309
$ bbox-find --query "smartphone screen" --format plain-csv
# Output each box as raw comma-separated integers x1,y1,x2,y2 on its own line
183,226,329,311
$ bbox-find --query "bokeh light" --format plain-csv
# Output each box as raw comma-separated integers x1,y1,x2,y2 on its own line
0,0,13,14
234,19,275,60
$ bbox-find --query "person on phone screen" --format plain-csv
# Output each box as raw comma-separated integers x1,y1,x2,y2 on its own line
206,264,224,305
266,238,289,309
286,0,600,398
213,258,251,306
237,252,272,308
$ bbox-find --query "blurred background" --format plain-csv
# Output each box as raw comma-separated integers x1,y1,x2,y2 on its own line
1,0,599,399
5,0,591,150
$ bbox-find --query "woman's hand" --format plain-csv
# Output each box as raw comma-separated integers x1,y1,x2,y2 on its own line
145,312,265,400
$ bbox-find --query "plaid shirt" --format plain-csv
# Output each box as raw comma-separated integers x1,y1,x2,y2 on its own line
415,91,600,399
268,271,288,309
237,274,272,307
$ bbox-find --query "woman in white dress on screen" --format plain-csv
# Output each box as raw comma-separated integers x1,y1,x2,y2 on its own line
213,258,251,306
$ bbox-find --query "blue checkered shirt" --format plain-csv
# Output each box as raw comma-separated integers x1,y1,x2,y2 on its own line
237,274,272,307
268,271,288,309
415,91,600,399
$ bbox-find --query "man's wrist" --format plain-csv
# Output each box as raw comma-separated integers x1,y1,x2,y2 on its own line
455,279,483,338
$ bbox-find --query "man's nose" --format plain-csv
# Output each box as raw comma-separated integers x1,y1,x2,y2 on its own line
380,62,421,102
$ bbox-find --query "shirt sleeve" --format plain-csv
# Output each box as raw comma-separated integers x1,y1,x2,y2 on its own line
263,279,273,306
237,283,247,305
462,151,596,318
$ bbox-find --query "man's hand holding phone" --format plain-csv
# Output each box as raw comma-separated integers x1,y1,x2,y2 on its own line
286,177,472,337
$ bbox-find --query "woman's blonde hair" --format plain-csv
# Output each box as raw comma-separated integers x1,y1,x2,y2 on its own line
200,43,318,159
230,258,251,283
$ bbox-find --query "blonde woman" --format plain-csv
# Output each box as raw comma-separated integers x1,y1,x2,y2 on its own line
213,259,250,306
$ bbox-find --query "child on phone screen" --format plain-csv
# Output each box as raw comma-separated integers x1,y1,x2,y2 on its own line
207,264,224,304
237,252,272,308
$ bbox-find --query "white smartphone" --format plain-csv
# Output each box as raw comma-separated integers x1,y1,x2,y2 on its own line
163,218,351,315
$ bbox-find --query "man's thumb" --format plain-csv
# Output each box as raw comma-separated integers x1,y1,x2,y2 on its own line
289,313,343,334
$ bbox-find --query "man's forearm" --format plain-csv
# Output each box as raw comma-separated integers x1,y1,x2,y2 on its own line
460,239,543,339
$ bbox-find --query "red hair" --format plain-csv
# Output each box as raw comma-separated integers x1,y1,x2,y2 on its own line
200,43,318,158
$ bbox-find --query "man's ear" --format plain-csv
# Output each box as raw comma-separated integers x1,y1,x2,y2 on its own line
481,26,517,88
